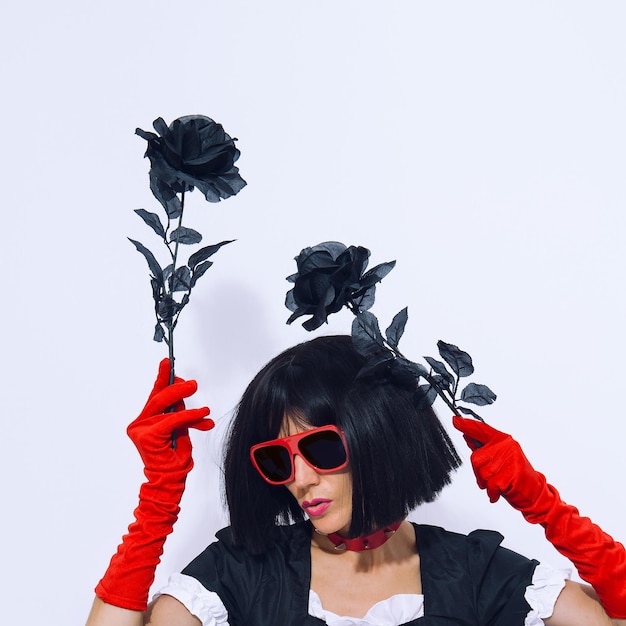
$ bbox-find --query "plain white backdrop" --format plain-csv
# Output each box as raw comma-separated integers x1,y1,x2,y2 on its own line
1,2,625,623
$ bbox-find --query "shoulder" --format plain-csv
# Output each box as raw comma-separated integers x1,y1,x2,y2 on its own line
184,522,311,575
412,522,537,570
411,522,506,555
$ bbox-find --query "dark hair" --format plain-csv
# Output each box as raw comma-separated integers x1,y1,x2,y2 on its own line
224,335,461,554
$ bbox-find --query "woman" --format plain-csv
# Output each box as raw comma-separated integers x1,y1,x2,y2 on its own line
87,336,626,625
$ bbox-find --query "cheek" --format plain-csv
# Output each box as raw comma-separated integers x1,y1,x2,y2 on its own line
334,471,353,504
284,482,298,499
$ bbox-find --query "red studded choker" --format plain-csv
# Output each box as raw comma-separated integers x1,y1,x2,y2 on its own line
319,521,402,552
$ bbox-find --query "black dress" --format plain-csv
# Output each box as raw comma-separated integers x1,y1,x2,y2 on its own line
182,521,539,625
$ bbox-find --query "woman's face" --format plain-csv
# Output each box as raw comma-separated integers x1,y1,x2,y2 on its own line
280,417,353,536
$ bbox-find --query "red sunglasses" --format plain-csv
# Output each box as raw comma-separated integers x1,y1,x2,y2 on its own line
250,425,349,485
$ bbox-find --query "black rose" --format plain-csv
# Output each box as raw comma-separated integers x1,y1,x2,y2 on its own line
136,115,247,208
285,241,395,331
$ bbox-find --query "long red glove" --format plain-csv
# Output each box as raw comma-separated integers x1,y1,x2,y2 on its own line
453,415,626,619
95,359,214,611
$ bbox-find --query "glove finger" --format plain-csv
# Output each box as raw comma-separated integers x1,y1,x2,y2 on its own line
469,457,504,502
141,379,200,417
138,407,211,435
462,434,482,452
486,484,502,503
191,418,215,432
147,358,173,400
452,415,505,446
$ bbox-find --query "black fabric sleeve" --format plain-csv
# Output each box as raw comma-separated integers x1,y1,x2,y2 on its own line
181,524,322,626
415,524,539,625
467,529,540,625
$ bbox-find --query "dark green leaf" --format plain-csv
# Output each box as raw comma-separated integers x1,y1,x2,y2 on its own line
128,238,163,285
460,383,497,406
169,226,202,245
352,285,376,311
424,356,455,387
415,384,437,408
357,351,394,378
385,307,408,349
188,240,234,269
396,356,429,379
437,340,474,377
153,323,166,343
157,296,181,322
171,266,191,292
134,209,166,239
149,173,181,219
190,260,213,288
360,260,396,288
351,311,384,357
457,406,484,421
431,374,452,395
150,277,162,304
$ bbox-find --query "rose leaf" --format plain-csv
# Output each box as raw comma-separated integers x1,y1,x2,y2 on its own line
190,260,213,288
149,173,182,219
188,240,234,270
437,340,474,377
170,266,191,292
457,406,483,420
169,226,202,245
134,209,166,239
157,295,182,322
460,383,497,406
357,351,395,379
424,356,455,388
128,238,163,285
153,322,166,343
360,260,396,287
385,307,408,349
351,311,384,357
396,356,429,380
353,285,376,311
414,384,438,408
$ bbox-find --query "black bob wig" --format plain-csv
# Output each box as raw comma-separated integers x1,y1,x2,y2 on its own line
224,335,461,554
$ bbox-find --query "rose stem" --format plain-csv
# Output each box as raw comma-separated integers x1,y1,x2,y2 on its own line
168,189,186,385
349,303,463,418
168,190,185,449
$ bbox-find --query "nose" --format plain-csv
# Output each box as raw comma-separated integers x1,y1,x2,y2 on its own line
291,454,320,489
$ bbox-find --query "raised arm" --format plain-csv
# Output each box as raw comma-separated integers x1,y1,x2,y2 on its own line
86,359,213,626
453,416,626,625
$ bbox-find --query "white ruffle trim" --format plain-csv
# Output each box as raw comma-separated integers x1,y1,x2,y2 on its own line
154,573,230,626
308,590,424,625
524,563,572,626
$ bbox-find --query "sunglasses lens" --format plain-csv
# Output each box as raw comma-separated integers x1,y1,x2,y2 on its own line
252,445,292,483
299,430,347,470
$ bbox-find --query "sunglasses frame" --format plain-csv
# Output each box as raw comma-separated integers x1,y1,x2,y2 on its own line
250,424,349,485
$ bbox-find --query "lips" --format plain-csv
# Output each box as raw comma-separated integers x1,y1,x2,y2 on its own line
302,498,332,517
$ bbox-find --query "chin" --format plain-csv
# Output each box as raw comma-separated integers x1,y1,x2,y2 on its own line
312,516,351,537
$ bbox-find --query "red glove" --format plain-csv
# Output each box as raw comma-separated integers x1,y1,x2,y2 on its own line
453,415,626,619
95,359,214,611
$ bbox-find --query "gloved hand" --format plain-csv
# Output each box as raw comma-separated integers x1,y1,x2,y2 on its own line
95,359,213,611
453,415,626,619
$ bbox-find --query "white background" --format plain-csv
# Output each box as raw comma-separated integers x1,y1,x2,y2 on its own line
1,2,625,623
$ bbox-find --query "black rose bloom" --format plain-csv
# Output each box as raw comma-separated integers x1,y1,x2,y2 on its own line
136,115,247,209
286,241,396,331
